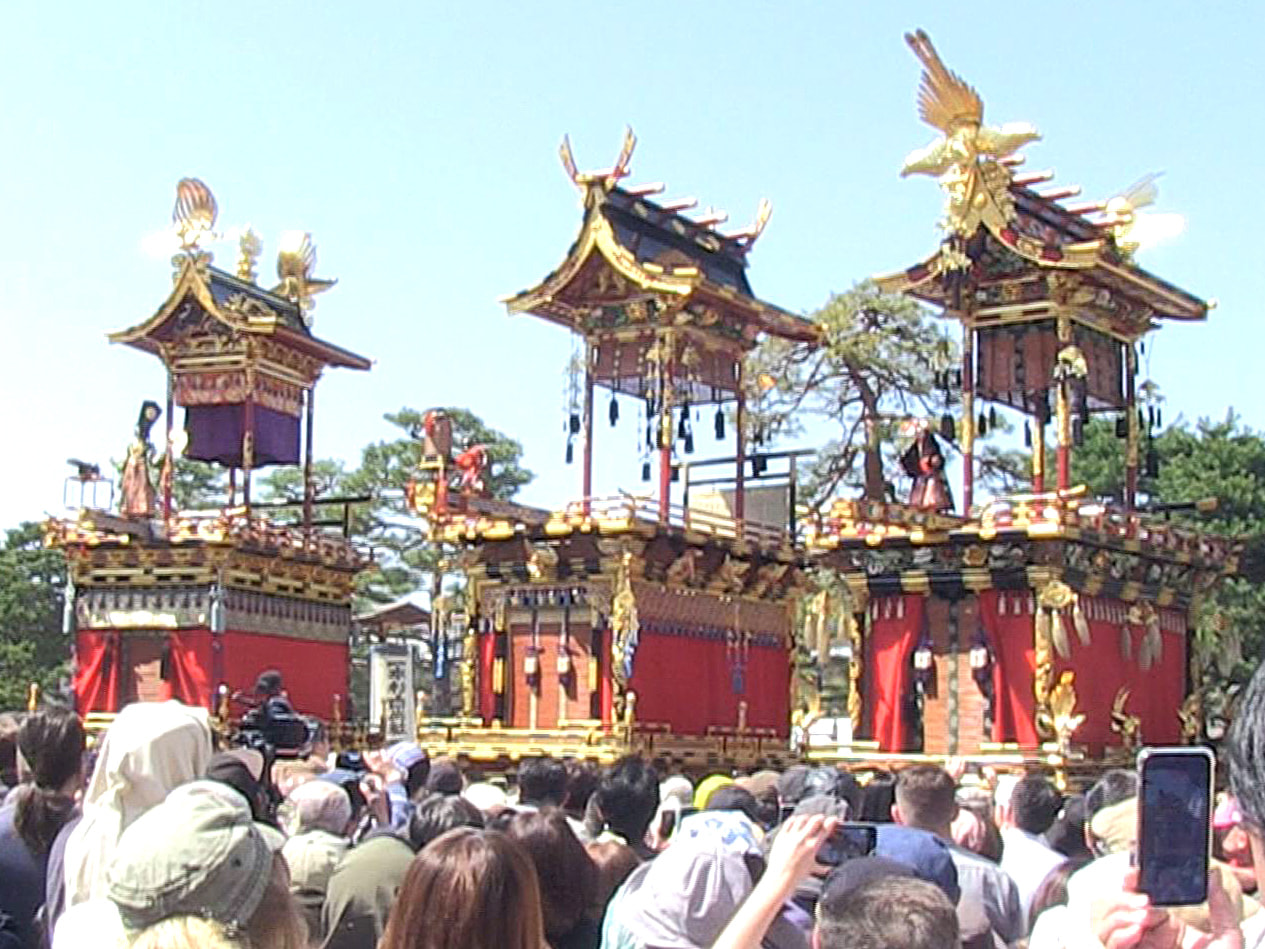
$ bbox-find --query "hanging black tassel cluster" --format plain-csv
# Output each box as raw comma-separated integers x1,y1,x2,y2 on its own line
989,407,999,430
568,413,580,435
1145,447,1160,479
977,411,988,437
641,461,651,482
1116,415,1129,438
684,433,694,454
1024,421,1032,448
565,440,574,464
609,395,619,427
939,414,955,441
714,406,725,440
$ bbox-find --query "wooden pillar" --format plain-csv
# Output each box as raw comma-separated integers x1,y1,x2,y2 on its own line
735,359,746,528
1125,343,1139,510
582,342,595,516
1055,314,1072,492
302,385,316,536
960,324,975,515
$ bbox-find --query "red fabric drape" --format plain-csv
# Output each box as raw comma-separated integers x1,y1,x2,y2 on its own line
167,630,213,709
219,631,348,721
73,631,120,714
865,595,924,753
627,631,790,737
979,590,1040,747
479,631,496,723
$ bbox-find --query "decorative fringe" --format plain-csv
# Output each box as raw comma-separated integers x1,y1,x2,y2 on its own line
609,396,619,426
714,407,725,440
1120,625,1132,660
1072,602,1090,647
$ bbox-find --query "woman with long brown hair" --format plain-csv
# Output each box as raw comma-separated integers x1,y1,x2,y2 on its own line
379,827,546,949
506,808,599,949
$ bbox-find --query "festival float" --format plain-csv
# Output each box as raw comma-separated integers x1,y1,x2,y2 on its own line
800,32,1240,775
409,130,818,767
46,180,371,732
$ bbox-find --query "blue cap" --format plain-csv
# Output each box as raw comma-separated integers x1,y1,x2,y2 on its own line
875,824,960,903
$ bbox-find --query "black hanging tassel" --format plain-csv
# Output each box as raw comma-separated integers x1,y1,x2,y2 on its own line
714,407,725,440
646,422,654,450
641,461,651,481
684,433,694,454
1116,415,1129,438
565,439,574,464
977,411,988,437
1156,407,1163,429
1024,420,1032,448
1148,406,1156,429
989,406,999,429
568,412,581,435
1138,409,1146,429
1146,447,1160,478
670,465,680,483
939,414,955,441
677,410,689,440
1073,417,1084,447
609,395,619,427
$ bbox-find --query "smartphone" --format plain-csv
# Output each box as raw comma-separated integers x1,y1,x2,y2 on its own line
1137,746,1214,906
778,803,796,826
817,822,878,867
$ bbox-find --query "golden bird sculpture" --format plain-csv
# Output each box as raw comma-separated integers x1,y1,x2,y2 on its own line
1039,670,1086,753
273,231,337,323
1105,173,1185,258
900,30,1040,236
172,177,219,250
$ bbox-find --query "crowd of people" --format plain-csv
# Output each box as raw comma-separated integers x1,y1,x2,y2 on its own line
5,661,1265,948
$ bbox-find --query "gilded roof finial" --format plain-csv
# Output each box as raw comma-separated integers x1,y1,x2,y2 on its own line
900,30,1041,238
273,231,337,326
172,177,219,252
237,226,262,283
559,125,637,191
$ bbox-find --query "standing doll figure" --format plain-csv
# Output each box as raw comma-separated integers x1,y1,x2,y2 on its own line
901,419,954,513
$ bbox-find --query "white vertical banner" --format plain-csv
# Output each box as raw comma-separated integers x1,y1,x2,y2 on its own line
369,644,415,742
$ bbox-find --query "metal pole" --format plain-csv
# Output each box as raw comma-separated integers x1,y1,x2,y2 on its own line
582,341,595,516
163,369,175,524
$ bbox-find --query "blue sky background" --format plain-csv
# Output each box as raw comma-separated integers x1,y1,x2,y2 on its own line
1,2,1260,530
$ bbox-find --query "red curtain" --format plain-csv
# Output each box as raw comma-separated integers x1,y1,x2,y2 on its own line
979,590,1040,747
220,631,348,721
479,631,496,723
167,629,213,709
865,595,924,753
73,631,120,714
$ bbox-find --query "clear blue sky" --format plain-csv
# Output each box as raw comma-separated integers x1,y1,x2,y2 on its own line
2,2,1260,530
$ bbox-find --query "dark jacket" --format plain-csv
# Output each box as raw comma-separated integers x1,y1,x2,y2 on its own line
320,832,416,949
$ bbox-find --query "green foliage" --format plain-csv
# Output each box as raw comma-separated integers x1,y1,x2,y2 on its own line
0,523,68,709
746,280,1021,505
1073,412,1265,693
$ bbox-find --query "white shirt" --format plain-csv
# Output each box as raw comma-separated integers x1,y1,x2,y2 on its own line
999,827,1066,927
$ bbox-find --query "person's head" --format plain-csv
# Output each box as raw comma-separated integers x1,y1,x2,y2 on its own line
875,824,960,904
855,772,898,823
387,742,431,800
427,757,464,796
586,839,640,918
128,915,244,949
814,875,959,949
13,705,84,855
778,764,812,807
693,773,734,810
518,755,567,806
597,755,660,846
285,778,353,836
1228,661,1265,879
205,750,270,823
507,808,597,942
463,780,508,814
1028,856,1090,926
1044,793,1091,860
955,796,1003,862
254,670,284,697
893,765,957,834
408,792,484,850
805,766,860,813
705,785,764,826
107,780,305,949
379,828,545,949
563,758,600,820
1084,769,1138,820
735,771,781,828
1011,773,1062,835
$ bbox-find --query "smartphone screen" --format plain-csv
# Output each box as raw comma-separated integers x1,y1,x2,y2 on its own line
1137,747,1214,906
778,803,796,826
817,822,877,867
658,809,677,839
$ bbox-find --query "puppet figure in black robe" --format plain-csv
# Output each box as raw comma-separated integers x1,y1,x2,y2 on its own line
901,423,954,513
